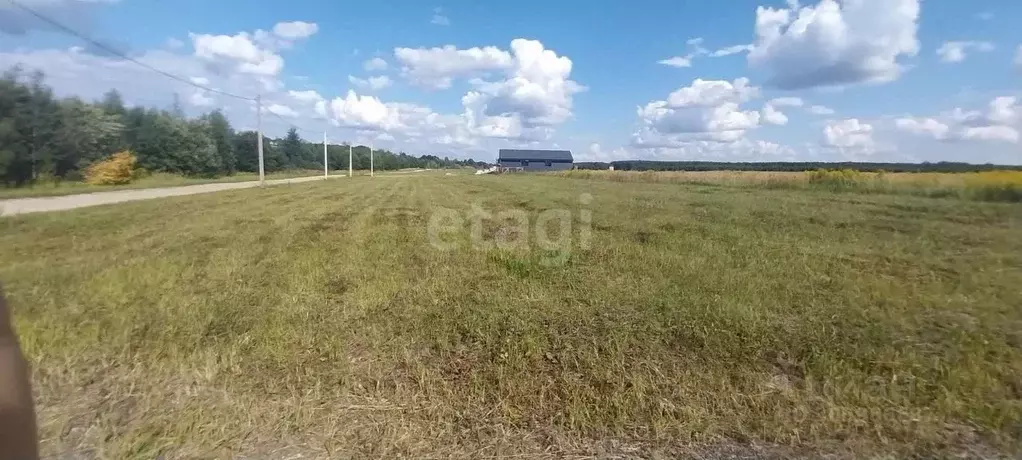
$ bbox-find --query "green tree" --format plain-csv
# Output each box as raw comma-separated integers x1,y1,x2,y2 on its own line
351,145,371,170
263,139,285,171
25,70,63,180
282,127,303,169
327,144,350,172
133,111,219,176
170,93,184,118
0,70,30,184
100,89,126,117
232,131,260,173
52,98,124,177
180,119,222,176
230,131,284,172
0,68,62,184
205,110,236,175
0,65,490,187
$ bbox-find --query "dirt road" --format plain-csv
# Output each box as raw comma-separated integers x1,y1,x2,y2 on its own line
1,175,343,217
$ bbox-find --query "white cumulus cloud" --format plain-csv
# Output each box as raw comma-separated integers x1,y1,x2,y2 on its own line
936,41,994,63
807,105,836,115
317,90,456,137
394,44,513,89
987,96,1018,125
190,31,285,76
348,75,393,90
577,143,634,162
266,103,298,118
658,38,713,68
665,78,759,107
710,44,753,57
288,90,323,103
633,78,764,147
189,90,214,107
658,56,693,68
761,104,789,125
894,117,950,140
464,39,585,128
318,91,396,130
272,21,319,40
768,97,804,107
363,57,388,71
431,14,450,26
748,0,920,89
314,39,583,146
189,21,318,78
961,125,1019,143
823,118,874,149
630,138,798,162
896,96,1020,144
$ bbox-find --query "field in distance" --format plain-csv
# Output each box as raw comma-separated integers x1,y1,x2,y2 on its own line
1,172,1020,458
558,169,1022,202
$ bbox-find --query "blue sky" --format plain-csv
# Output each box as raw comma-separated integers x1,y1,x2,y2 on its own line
1,0,1020,164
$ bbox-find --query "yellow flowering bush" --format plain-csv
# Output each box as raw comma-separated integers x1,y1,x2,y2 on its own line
84,151,138,185
807,169,866,189
962,171,1022,202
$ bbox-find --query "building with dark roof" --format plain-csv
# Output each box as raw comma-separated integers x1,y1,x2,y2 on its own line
497,149,574,171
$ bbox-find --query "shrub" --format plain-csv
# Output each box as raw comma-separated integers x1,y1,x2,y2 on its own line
132,168,151,180
63,170,84,182
963,171,1022,202
807,169,866,189
84,151,137,185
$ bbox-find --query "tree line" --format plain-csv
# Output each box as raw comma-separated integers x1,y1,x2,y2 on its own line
575,161,1022,173
0,67,482,187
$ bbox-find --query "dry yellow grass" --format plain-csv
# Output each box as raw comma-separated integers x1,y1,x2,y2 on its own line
557,169,1022,202
562,170,807,186
873,170,1022,187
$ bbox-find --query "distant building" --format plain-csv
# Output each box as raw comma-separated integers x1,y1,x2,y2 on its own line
497,149,574,171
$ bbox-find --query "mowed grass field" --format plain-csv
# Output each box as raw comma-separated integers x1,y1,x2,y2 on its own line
1,173,1021,458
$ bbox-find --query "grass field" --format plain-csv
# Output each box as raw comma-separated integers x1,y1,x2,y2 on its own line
557,169,1022,202
1,173,1021,458
0,170,330,199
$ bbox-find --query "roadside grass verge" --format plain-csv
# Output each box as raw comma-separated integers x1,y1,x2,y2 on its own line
0,169,330,199
1,174,1020,458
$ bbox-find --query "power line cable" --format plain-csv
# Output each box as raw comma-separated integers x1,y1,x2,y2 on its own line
264,109,337,140
266,110,317,134
10,0,329,138
6,0,255,102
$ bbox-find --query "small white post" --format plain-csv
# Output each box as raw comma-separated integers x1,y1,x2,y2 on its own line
348,144,353,177
256,95,265,186
323,131,328,178
370,142,374,177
